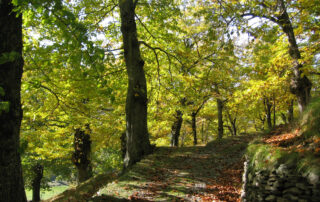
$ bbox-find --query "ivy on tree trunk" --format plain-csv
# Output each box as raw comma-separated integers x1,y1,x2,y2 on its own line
0,1,27,201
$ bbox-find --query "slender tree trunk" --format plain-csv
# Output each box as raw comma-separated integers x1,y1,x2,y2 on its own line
281,113,287,124
217,98,224,139
32,164,43,202
0,1,27,201
276,0,312,113
231,118,237,136
119,0,152,168
171,110,183,147
201,121,205,144
273,94,276,127
190,97,208,145
265,98,272,130
72,128,92,183
191,112,197,145
227,111,237,136
288,100,294,123
258,114,265,131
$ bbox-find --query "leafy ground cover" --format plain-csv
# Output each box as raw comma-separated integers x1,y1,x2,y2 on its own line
95,134,255,202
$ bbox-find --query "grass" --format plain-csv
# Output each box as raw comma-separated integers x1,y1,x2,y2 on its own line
25,185,69,201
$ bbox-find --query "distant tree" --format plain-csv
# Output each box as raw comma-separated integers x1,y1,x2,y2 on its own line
0,0,27,201
31,163,43,202
171,110,183,147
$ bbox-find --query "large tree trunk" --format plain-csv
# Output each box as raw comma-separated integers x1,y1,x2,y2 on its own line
276,0,312,113
119,0,152,168
171,110,183,147
32,164,43,202
0,1,27,201
72,128,92,183
217,98,224,139
191,112,197,145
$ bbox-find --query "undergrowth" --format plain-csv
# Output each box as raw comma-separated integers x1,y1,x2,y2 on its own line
246,96,320,176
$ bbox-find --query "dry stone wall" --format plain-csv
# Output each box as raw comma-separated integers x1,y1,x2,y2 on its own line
241,159,320,202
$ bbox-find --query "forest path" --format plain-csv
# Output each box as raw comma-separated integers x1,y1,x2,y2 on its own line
94,134,254,202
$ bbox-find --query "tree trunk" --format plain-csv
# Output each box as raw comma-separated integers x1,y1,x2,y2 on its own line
231,118,237,136
276,0,312,113
119,0,152,168
217,98,224,139
265,98,272,130
201,121,205,144
287,100,294,123
281,113,287,124
191,112,197,145
32,164,43,202
72,128,92,183
171,110,183,147
273,94,276,127
0,1,27,201
227,111,237,136
258,114,265,131
120,132,126,159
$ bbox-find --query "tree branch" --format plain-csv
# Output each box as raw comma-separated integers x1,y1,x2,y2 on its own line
241,13,278,24
135,14,156,39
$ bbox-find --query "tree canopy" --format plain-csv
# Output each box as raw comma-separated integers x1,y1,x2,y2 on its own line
0,0,319,200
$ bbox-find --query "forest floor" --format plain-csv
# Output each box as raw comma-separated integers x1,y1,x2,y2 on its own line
93,134,255,202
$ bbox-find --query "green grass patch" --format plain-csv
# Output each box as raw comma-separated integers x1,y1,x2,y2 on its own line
246,143,298,171
25,185,69,201
301,96,320,138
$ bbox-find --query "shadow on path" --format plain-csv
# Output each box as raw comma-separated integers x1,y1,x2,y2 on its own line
98,134,255,202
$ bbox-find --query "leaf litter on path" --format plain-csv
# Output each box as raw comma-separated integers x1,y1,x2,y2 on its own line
98,135,254,201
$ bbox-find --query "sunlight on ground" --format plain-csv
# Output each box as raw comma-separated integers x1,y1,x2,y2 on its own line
25,186,69,201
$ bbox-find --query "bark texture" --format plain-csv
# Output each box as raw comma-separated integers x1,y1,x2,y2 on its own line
0,1,27,201
32,164,43,202
72,128,92,183
171,110,183,147
119,0,152,168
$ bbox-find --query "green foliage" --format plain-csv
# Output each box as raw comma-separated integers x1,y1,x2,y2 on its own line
92,148,122,174
14,0,320,192
0,101,10,114
0,51,21,64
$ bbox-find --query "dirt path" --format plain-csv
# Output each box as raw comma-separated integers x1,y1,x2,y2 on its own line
95,135,254,202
